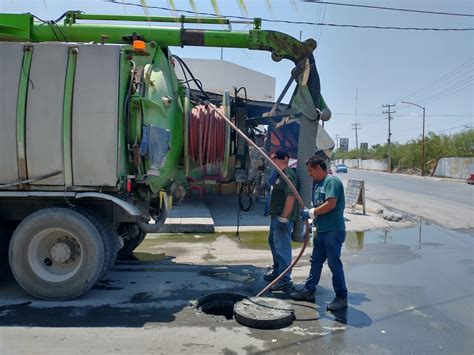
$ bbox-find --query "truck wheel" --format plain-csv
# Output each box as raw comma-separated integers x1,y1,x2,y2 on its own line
8,208,107,300
116,223,147,260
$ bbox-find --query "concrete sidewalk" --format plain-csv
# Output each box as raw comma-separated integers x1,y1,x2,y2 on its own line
161,193,415,233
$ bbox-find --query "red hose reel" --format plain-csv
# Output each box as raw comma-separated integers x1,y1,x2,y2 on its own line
188,104,227,167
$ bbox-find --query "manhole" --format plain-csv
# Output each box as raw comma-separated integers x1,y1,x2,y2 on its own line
196,292,248,320
234,297,295,329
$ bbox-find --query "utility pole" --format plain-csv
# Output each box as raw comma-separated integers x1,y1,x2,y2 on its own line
334,134,340,163
401,101,426,176
351,123,361,168
382,104,396,172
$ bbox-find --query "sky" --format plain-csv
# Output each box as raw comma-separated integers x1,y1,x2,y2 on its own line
2,0,472,149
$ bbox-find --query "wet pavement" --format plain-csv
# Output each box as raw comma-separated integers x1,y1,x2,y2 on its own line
0,224,473,354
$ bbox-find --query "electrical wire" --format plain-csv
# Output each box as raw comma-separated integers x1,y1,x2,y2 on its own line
305,1,474,17
318,2,328,43
415,80,473,106
397,58,473,104
108,1,474,31
334,112,473,117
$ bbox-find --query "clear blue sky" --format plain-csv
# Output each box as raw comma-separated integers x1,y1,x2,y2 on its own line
3,0,472,149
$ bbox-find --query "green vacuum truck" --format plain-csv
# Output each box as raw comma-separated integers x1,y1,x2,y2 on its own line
0,11,334,300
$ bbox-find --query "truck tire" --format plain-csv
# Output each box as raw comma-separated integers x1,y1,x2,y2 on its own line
71,208,119,278
8,208,107,300
116,223,147,260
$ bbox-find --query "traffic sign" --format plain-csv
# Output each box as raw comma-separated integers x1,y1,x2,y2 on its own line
340,138,349,151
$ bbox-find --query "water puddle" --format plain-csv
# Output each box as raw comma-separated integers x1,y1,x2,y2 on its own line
343,223,461,251
132,224,473,267
137,230,303,251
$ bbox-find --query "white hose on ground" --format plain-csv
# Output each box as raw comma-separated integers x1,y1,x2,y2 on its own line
206,102,311,297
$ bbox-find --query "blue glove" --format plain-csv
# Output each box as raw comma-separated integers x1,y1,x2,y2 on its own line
301,208,310,221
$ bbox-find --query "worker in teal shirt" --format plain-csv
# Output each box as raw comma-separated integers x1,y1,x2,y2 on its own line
290,155,348,311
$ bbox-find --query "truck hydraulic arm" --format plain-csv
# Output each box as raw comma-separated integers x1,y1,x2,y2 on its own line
0,11,316,64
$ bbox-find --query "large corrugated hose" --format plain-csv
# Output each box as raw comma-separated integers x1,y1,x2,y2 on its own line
295,53,321,208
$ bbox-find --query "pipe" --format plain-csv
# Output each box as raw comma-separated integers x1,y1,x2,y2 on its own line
206,102,310,297
0,170,62,188
137,208,167,233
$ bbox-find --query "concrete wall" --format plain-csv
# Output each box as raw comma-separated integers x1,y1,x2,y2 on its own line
361,159,389,171
434,157,474,179
337,159,358,168
335,159,388,171
335,157,472,178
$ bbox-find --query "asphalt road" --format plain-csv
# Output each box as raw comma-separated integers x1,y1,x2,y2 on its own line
1,225,473,354
336,169,474,233
1,170,472,354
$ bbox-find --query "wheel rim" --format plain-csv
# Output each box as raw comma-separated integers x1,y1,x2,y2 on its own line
28,228,83,282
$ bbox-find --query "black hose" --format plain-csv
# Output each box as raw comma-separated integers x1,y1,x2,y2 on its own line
137,208,167,233
172,54,211,101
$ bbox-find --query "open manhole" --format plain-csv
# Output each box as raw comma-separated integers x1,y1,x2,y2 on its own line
196,292,248,320
196,293,295,329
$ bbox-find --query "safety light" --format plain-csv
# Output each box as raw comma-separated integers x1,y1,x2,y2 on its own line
132,40,146,51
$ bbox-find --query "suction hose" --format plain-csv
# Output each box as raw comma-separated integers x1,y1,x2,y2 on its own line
137,208,167,233
205,102,311,297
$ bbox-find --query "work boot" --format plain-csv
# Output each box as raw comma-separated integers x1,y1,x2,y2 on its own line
270,281,293,293
263,270,278,282
289,288,315,302
327,297,348,311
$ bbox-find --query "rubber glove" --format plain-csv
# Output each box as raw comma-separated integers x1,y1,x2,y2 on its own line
301,208,311,221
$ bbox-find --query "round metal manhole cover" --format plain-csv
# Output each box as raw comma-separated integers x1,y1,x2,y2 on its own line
234,297,295,329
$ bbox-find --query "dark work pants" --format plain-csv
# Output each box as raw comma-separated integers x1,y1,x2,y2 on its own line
304,230,348,298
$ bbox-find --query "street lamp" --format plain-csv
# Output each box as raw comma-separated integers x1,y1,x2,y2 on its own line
401,101,426,176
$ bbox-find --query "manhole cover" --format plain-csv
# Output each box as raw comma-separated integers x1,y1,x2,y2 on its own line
234,297,295,329
196,292,248,320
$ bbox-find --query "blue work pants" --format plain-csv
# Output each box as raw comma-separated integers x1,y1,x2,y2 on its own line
305,230,347,298
268,216,294,285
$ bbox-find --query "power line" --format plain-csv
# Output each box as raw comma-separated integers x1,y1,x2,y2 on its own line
395,116,471,134
398,58,473,103
419,82,473,104
108,1,474,31
436,124,473,133
317,2,328,43
395,124,472,138
334,112,473,117
404,68,473,103
303,1,474,17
